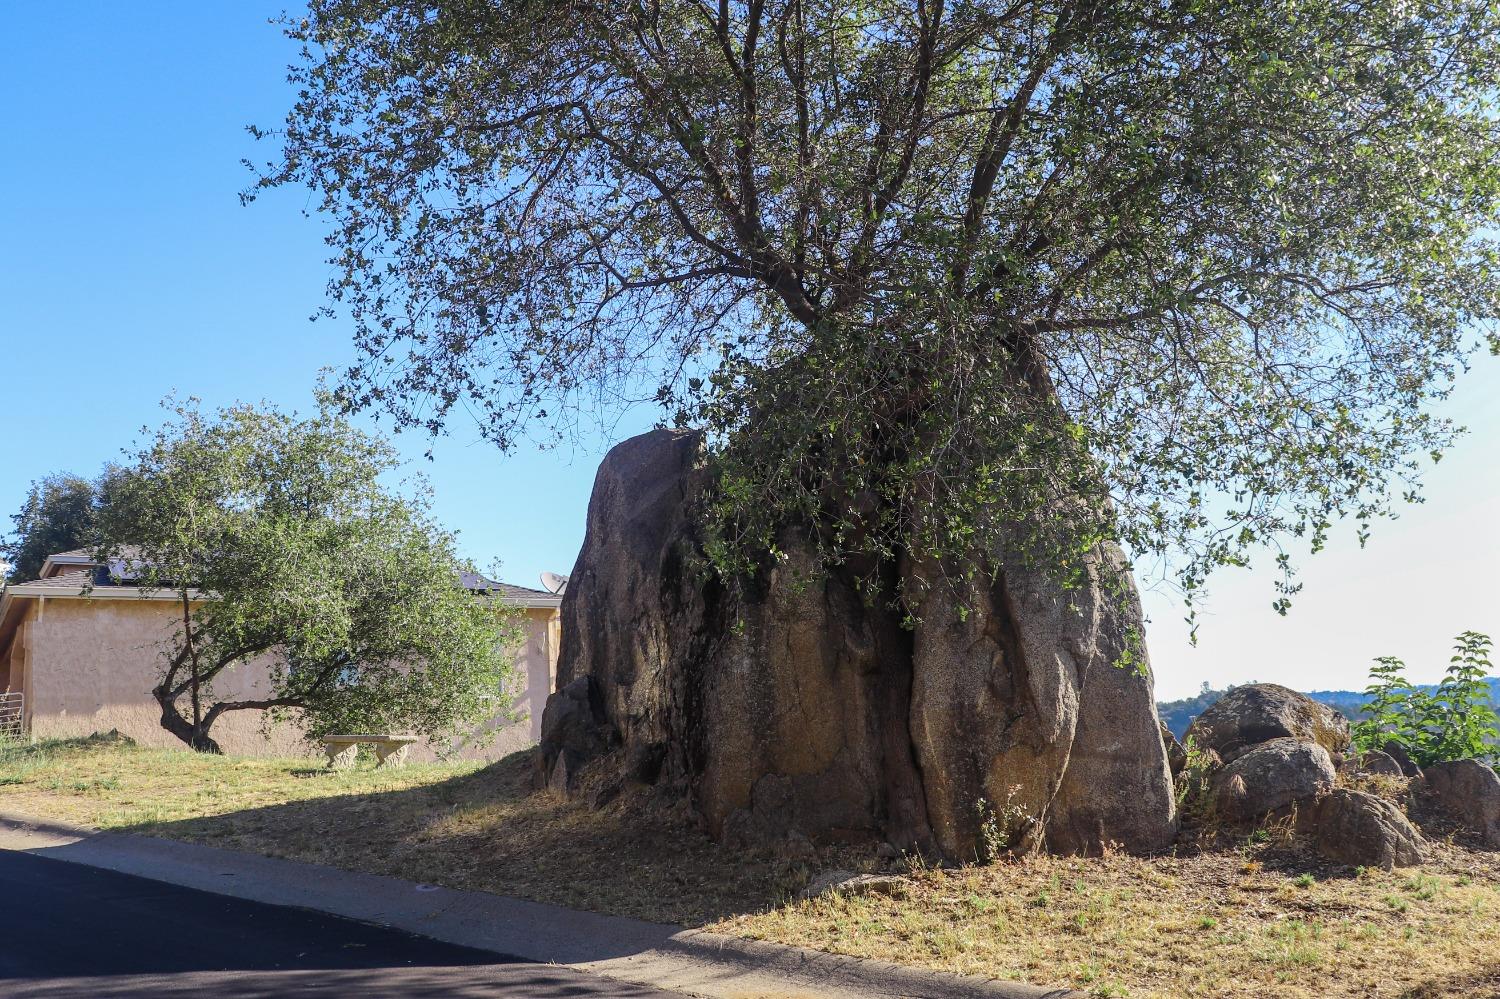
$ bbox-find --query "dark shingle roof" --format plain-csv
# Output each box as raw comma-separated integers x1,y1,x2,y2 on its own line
16,553,560,606
458,571,558,601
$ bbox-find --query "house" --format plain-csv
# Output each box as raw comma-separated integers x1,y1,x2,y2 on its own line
0,549,562,759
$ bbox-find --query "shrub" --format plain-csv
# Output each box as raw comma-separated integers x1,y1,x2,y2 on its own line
1351,632,1497,767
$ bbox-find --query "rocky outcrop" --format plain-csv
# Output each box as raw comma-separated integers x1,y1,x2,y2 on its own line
1185,684,1350,764
1213,738,1334,823
1311,790,1427,869
535,428,1178,860
1412,759,1500,848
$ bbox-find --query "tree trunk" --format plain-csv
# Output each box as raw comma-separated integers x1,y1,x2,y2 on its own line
153,684,223,754
537,429,1177,858
180,590,205,736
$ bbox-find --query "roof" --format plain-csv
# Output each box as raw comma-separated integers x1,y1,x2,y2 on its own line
12,570,97,592
2,559,563,664
1,553,561,656
458,571,562,609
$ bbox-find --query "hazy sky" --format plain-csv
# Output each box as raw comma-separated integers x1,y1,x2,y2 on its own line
3,5,1495,700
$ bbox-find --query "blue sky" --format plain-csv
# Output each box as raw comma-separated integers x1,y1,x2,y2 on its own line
2,4,1495,699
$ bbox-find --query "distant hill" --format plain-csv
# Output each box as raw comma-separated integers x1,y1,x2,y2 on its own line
1157,678,1500,739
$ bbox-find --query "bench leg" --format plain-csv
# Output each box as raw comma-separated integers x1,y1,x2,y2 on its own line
325,744,359,769
375,742,411,768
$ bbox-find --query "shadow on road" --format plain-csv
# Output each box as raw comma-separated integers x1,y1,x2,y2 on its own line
0,851,677,998
6,966,669,999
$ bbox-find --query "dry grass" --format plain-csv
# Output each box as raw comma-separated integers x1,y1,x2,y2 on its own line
4,735,1500,998
718,845,1500,998
0,734,799,924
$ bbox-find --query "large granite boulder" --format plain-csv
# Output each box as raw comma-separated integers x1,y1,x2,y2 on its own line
1186,684,1350,764
1412,759,1500,848
1311,790,1427,869
1213,738,1335,823
536,429,1178,859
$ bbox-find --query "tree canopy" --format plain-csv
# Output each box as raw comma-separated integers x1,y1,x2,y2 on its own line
4,473,100,584
97,396,521,752
253,0,1500,609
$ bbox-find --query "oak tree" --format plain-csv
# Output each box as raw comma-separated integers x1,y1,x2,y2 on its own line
97,397,520,753
4,474,100,584
252,0,1500,613
250,0,1500,854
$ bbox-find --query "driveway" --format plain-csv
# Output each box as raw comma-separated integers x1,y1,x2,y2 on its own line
0,851,685,998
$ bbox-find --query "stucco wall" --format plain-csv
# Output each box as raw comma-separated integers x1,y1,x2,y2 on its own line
21,598,305,755
9,596,557,760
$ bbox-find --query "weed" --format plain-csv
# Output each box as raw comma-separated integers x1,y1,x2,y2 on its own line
1260,920,1323,967
1174,734,1218,820
974,786,1035,863
1404,873,1443,901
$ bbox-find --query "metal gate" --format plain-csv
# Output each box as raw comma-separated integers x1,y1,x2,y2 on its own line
0,692,23,742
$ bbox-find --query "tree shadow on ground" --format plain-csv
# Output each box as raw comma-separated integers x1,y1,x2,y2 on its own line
1396,962,1500,998
117,749,815,927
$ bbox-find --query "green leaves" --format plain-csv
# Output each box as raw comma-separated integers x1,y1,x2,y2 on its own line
257,0,1500,613
2,473,100,584
97,394,522,750
1351,632,1498,767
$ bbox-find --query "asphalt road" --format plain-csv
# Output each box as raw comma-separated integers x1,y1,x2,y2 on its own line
0,850,685,998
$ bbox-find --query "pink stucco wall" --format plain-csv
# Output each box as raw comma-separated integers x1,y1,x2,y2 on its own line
4,596,557,760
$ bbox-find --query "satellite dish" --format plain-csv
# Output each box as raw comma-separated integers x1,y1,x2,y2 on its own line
540,571,569,595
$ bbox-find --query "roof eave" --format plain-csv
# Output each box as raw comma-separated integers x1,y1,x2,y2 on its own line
38,554,99,579
0,583,204,602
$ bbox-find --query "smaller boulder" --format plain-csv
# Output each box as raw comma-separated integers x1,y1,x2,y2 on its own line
1383,741,1423,779
719,807,772,851
1412,759,1500,848
544,749,575,794
1213,738,1335,823
535,676,615,793
780,831,818,863
1311,790,1427,870
1186,684,1350,764
1161,721,1188,777
1339,750,1406,779
801,870,911,901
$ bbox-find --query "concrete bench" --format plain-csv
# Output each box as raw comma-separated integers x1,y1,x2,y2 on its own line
321,734,419,769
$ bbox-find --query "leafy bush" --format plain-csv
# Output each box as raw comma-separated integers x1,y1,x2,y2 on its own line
1351,632,1497,767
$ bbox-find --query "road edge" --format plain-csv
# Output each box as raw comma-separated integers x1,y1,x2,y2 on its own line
0,810,1080,999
